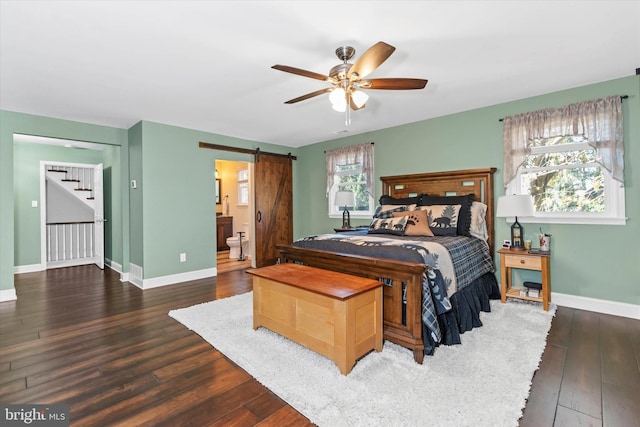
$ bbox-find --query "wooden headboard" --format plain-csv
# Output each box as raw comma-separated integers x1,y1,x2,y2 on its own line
381,168,498,254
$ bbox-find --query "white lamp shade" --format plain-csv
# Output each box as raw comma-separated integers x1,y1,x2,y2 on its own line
335,191,356,207
330,88,347,112
351,90,369,108
496,195,535,218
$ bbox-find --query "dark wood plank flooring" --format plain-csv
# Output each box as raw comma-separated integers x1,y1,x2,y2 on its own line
1,264,638,426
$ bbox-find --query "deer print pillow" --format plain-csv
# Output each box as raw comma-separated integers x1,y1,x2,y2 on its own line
392,209,434,236
417,205,462,236
419,194,474,236
367,215,408,236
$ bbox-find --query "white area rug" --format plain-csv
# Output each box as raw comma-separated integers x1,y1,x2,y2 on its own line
169,292,556,427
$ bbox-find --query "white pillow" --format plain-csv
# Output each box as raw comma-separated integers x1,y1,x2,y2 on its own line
469,201,488,241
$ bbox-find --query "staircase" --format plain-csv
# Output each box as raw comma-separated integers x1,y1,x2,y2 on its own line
46,166,95,210
45,165,97,267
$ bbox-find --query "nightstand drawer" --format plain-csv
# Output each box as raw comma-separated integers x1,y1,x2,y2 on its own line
504,254,542,270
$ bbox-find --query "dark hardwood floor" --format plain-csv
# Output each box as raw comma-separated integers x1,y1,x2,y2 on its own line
1,262,638,426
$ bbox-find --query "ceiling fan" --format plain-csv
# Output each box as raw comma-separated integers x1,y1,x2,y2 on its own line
272,41,428,123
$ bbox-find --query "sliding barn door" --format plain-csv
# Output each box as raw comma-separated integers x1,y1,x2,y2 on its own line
254,153,293,267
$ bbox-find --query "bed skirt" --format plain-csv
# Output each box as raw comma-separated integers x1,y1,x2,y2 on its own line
423,271,500,355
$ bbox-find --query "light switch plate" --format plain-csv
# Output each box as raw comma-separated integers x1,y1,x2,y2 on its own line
32,200,38,208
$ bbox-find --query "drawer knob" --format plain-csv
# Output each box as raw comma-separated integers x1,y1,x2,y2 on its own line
520,260,525,264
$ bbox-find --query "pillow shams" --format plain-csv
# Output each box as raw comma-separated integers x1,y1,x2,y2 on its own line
417,204,461,236
368,215,408,236
373,204,417,219
392,209,434,236
379,195,422,205
419,194,475,236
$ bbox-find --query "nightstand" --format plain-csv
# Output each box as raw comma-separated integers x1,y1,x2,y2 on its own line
498,248,551,311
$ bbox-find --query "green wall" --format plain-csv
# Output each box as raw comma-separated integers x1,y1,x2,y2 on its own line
132,120,299,279
13,143,107,266
0,110,129,292
128,122,144,269
2,75,638,306
297,75,640,306
103,144,123,265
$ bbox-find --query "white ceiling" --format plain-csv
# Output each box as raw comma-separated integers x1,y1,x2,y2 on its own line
1,1,639,148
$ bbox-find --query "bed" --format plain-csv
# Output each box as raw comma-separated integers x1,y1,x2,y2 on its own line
277,167,500,364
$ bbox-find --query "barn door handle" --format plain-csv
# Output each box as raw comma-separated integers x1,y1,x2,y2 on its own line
257,211,262,223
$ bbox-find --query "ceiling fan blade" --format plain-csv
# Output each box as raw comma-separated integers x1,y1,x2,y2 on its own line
347,41,396,79
272,65,329,81
284,88,333,104
363,78,428,90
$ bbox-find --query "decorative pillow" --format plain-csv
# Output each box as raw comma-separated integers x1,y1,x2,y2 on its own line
469,201,489,241
379,195,422,206
373,204,417,219
368,215,408,236
393,209,434,236
417,204,462,236
419,194,475,236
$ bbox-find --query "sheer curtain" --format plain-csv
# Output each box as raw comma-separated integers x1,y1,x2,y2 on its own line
503,95,624,187
325,142,374,196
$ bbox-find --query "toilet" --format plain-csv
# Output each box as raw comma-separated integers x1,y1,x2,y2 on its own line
226,223,250,260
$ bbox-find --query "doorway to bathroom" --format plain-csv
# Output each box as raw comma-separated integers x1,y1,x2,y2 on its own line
215,159,254,272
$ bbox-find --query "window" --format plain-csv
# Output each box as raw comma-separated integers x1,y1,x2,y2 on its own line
237,169,248,205
326,142,374,218
504,96,625,225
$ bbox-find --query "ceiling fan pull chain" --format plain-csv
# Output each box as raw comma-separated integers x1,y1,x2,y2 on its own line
345,95,351,126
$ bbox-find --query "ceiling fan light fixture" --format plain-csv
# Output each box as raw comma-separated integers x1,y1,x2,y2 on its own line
351,90,369,108
329,87,347,112
331,100,347,112
273,41,427,121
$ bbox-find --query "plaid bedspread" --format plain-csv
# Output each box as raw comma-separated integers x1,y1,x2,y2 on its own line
293,232,495,344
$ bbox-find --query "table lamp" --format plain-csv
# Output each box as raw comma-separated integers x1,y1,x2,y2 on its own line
496,194,535,250
335,191,356,228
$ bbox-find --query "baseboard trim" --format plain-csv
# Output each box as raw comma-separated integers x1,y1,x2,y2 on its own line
105,258,122,273
14,264,43,274
105,259,129,282
0,288,17,302
129,267,217,290
128,263,143,288
552,292,640,320
47,259,96,269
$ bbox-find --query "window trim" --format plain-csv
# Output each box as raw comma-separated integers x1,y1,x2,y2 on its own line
327,167,375,219
326,142,375,219
507,148,626,225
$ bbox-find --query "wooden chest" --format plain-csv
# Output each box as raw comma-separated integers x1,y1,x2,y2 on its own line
248,263,383,375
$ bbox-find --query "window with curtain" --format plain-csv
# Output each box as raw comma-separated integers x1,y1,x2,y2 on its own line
503,96,625,225
326,142,374,218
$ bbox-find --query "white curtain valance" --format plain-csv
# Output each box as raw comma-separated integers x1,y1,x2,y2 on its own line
325,142,374,196
503,95,624,187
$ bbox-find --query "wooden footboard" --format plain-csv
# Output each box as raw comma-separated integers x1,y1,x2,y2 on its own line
276,244,426,364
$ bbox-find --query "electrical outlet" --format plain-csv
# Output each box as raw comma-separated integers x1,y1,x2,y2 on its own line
180,253,186,262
